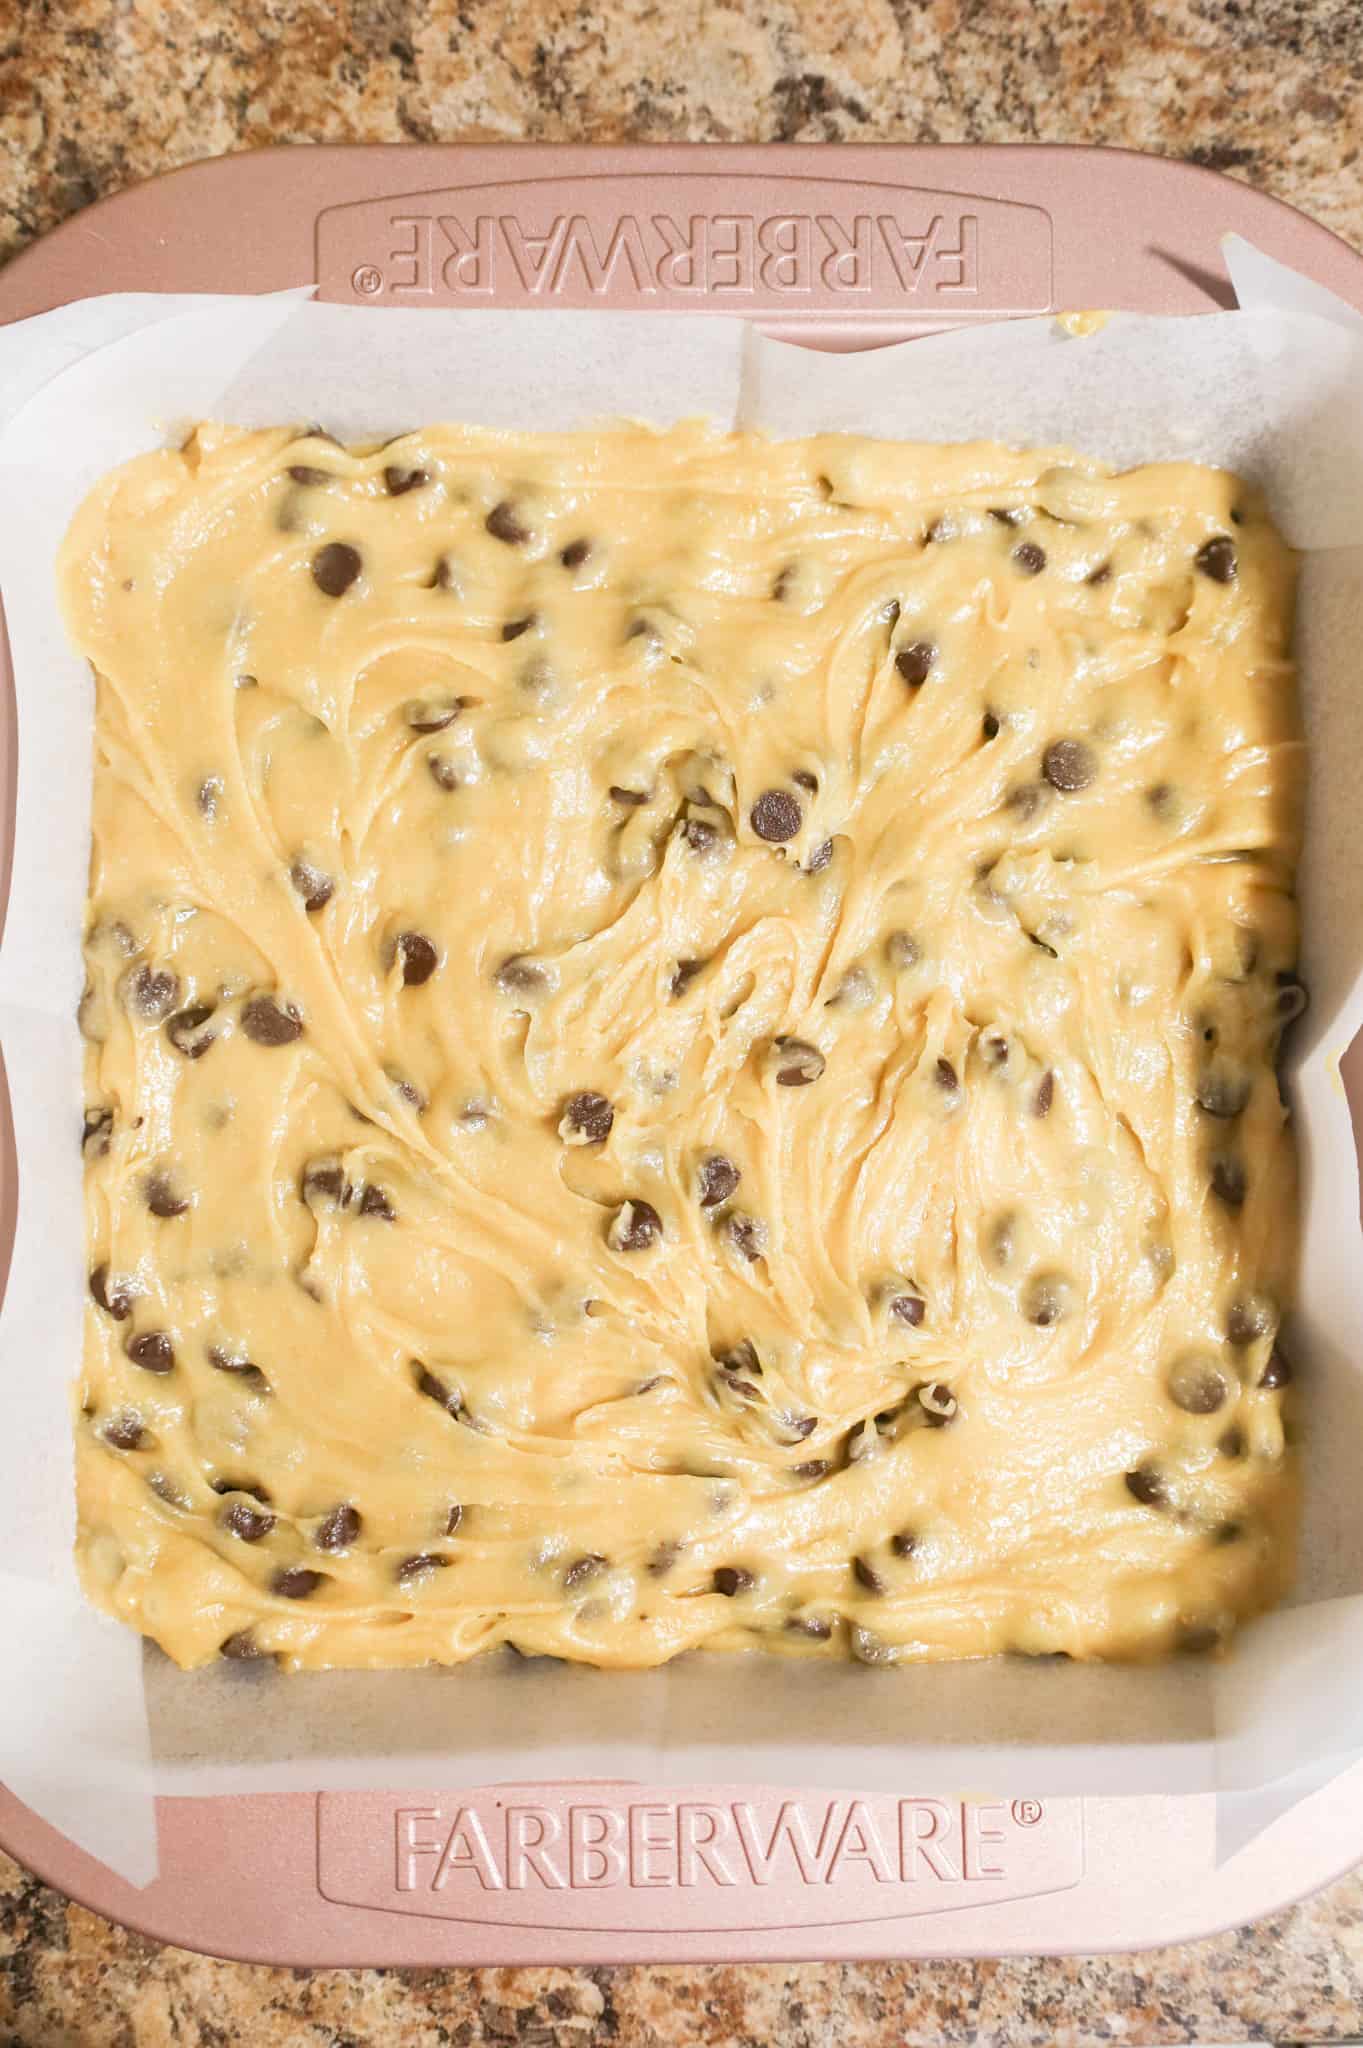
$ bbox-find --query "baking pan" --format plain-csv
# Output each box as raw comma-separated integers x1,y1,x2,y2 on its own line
3,142,1363,1966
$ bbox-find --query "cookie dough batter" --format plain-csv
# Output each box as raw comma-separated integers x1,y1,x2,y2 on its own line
62,421,1303,1671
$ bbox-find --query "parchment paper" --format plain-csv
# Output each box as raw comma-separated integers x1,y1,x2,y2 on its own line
2,242,1361,1886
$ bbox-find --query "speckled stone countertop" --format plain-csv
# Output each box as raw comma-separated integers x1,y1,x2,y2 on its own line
3,2,1363,2043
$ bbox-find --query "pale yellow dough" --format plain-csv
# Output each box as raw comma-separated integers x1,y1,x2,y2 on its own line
61,421,1303,1672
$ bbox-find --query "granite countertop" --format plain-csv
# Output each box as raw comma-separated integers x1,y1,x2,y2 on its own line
3,1,1363,2042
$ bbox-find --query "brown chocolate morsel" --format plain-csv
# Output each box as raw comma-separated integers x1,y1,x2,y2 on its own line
792,770,818,793
726,1212,767,1263
301,1159,348,1207
852,1556,887,1596
787,1615,833,1639
240,995,304,1045
220,1630,265,1661
415,1365,461,1415
895,640,936,688
388,1071,426,1113
103,1411,146,1451
1023,1272,1070,1328
1195,536,1237,583
207,1345,269,1392
144,1172,189,1219
989,506,1022,526
445,1503,465,1537
357,1183,396,1221
717,1338,762,1378
1012,541,1047,575
395,930,439,986
406,696,462,733
558,1091,614,1145
646,1540,681,1577
670,957,705,998
560,537,592,568
501,615,536,643
1043,739,1098,792
1259,1344,1293,1390
82,1105,114,1156
384,465,429,495
222,1499,276,1542
1007,780,1050,821
165,1004,216,1058
90,1264,134,1320
890,1293,926,1329
697,1154,741,1207
289,857,334,914
126,1330,175,1374
1167,1353,1230,1415
427,753,459,791
1227,1296,1277,1347
609,784,649,807
1197,1066,1250,1119
1033,1070,1055,1118
681,816,719,854
1219,1427,1247,1459
311,543,363,597
885,929,921,970
486,500,530,544
804,839,834,875
197,776,223,819
397,1553,450,1584
935,1056,959,1094
563,1553,607,1591
751,789,802,842
890,1529,918,1558
127,966,180,1020
272,1567,325,1599
1125,1462,1166,1506
288,464,332,486
792,1459,830,1481
315,1503,362,1551
713,1566,755,1597
608,1199,663,1253
773,1038,825,1087
1210,1158,1248,1209
1086,559,1113,586
496,954,547,994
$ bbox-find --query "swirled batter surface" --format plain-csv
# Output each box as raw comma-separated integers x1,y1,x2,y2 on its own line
62,421,1303,1671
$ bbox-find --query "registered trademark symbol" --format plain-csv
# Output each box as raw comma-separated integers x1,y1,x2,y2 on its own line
352,264,384,297
1011,1799,1043,1828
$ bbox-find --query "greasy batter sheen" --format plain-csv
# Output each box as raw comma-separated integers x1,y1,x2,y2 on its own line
61,421,1304,1672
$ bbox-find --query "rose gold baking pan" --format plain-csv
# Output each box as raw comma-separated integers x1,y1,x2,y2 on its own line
3,143,1363,1967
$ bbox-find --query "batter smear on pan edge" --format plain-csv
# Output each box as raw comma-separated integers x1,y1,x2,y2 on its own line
62,422,1304,1671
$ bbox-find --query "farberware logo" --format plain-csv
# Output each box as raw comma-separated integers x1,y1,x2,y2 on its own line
315,1788,1083,1930
316,177,1053,313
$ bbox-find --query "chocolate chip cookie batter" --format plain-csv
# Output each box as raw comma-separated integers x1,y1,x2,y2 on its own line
62,421,1304,1670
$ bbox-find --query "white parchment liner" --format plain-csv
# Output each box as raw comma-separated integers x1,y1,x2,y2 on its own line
1,243,1361,1885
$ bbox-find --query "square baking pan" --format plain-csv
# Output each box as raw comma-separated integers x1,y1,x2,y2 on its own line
3,141,1363,1968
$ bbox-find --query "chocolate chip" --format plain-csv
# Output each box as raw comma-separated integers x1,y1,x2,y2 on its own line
397,1553,450,1585
1259,1344,1292,1390
415,1365,461,1416
126,1331,174,1374
609,784,649,807
486,501,530,545
357,1183,395,1221
803,838,834,875
682,817,718,854
212,1478,272,1504
82,1105,113,1157
890,1293,925,1329
1167,1353,1230,1414
895,640,936,688
165,1004,216,1059
240,995,303,1045
1023,1273,1070,1328
1007,781,1049,821
713,1566,755,1597
1210,1158,1247,1209
563,1553,607,1591
1033,1070,1055,1118
395,930,438,986
772,1038,825,1087
222,1500,276,1542
989,506,1022,527
445,1503,464,1537
288,464,332,486
207,1345,269,1392
560,537,592,568
852,1556,887,1596
717,1338,762,1378
501,615,535,642
1043,739,1098,792
315,1503,362,1551
982,711,1001,741
1125,1463,1166,1506
890,1529,917,1558
670,957,705,998
608,1199,662,1253
1012,541,1047,576
697,1154,740,1207
384,465,429,495
301,1159,348,1207
427,753,459,791
197,775,223,819
220,1630,265,1661
885,930,921,971
144,1172,189,1219
751,789,802,843
935,1057,958,1094
787,1615,833,1639
1195,536,1237,583
311,543,362,597
1219,1427,1247,1459
128,966,180,1020
406,696,462,733
1227,1296,1276,1347
289,857,334,913
792,769,819,794
1197,1066,1250,1119
558,1091,614,1145
792,1459,830,1481
496,954,547,994
273,1567,325,1599
1086,560,1113,586
726,1213,767,1262
646,1540,681,1578
103,1411,145,1451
